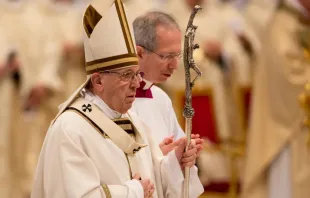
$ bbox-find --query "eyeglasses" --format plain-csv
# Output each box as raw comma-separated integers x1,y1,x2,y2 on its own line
141,46,183,61
102,70,144,82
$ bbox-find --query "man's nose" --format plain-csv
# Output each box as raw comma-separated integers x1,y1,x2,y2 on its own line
168,58,179,70
131,75,141,88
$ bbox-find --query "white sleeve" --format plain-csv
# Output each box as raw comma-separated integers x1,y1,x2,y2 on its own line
166,96,185,140
33,126,143,198
143,120,204,198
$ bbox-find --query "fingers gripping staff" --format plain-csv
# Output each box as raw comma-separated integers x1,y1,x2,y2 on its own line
182,5,202,198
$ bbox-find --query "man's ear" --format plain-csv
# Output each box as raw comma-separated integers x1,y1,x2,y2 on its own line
90,73,104,91
136,46,145,59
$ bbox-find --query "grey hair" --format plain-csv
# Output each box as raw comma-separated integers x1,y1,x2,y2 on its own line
133,11,180,52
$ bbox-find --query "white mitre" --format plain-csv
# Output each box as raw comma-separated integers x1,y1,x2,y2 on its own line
54,0,138,120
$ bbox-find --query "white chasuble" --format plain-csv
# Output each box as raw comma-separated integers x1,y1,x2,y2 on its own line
31,94,203,198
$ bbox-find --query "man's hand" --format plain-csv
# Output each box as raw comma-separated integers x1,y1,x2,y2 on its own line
175,138,198,170
159,135,184,156
133,174,154,198
159,134,204,156
191,134,204,156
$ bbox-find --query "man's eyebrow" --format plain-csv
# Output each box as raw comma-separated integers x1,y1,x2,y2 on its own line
122,69,134,73
160,51,182,54
116,68,137,73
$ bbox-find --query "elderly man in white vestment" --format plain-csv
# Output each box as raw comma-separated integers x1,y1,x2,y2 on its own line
131,11,204,156
31,0,204,197
242,0,310,198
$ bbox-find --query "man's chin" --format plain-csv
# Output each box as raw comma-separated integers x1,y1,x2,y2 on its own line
160,78,168,83
119,108,130,114
126,96,135,103
158,74,171,83
120,102,134,113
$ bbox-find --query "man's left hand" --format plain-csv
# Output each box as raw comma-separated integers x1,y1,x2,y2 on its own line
175,138,198,169
181,139,197,169
191,134,204,156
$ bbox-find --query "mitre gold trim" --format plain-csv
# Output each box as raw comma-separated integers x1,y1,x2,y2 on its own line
115,0,135,54
83,5,102,38
85,54,138,74
86,53,137,66
86,61,139,74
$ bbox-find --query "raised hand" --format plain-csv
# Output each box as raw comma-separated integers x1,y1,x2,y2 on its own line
159,135,184,156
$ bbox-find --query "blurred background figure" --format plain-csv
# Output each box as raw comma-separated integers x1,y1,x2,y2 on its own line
0,25,15,198
0,0,86,197
0,0,32,197
20,0,86,196
242,1,310,198
123,0,158,19
242,0,280,39
39,0,86,98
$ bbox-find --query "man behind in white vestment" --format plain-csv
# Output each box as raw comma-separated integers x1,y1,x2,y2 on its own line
31,0,204,197
160,0,259,142
160,0,260,185
132,11,205,156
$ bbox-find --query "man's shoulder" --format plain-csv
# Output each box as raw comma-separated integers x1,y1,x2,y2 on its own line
133,85,174,115
151,85,171,102
54,110,85,125
51,110,95,139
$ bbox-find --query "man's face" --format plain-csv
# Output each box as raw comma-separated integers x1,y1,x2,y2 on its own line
139,25,182,83
100,66,140,114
